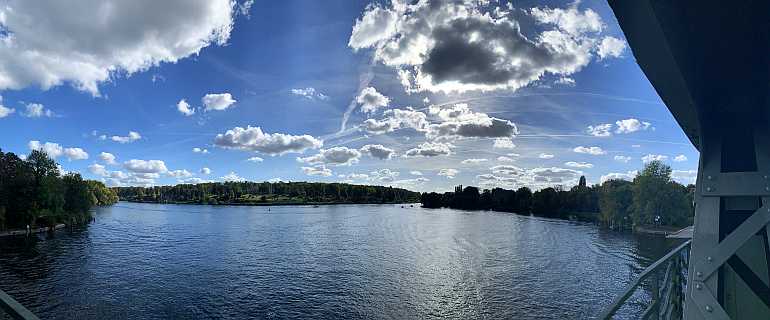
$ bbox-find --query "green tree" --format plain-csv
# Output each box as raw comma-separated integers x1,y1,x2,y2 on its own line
599,179,633,229
631,161,691,227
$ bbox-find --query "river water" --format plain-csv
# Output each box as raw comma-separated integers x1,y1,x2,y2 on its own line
0,203,677,319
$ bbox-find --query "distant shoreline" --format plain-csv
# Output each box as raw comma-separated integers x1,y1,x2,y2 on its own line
119,199,421,207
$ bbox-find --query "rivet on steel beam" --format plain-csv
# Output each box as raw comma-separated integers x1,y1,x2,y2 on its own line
695,283,703,290
764,175,769,180
706,187,712,192
705,305,713,313
765,186,770,192
707,175,713,180
696,271,703,277
707,256,712,262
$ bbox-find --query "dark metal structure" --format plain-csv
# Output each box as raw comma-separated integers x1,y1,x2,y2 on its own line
607,1,770,319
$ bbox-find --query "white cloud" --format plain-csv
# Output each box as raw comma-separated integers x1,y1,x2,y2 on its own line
573,146,606,155
497,156,515,162
28,141,88,161
123,159,168,174
362,108,429,134
111,131,142,144
177,99,195,116
99,152,117,165
370,168,399,182
88,163,108,177
539,153,555,159
438,168,459,179
360,144,395,160
298,147,361,166
166,169,193,178
247,156,263,163
63,148,89,161
410,171,423,176
179,177,212,184
0,0,236,95
202,93,236,111
642,154,668,163
615,118,652,134
301,166,332,177
221,171,246,182
672,170,697,184
22,103,54,118
356,87,390,114
214,126,323,155
426,104,518,140
404,142,453,157
587,123,612,137
600,170,638,184
461,158,488,164
192,147,209,154
493,138,516,149
565,161,593,168
673,154,688,162
0,96,14,118
350,2,622,93
200,167,211,175
339,173,370,180
392,177,430,186
291,87,329,100
614,155,631,163
555,77,576,86
597,36,627,59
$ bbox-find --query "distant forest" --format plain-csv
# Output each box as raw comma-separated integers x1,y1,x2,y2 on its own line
115,182,422,205
0,149,118,230
421,161,695,229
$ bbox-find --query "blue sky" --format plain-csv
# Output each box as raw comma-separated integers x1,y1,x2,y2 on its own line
0,0,698,192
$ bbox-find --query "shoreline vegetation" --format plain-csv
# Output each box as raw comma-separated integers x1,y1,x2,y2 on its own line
420,160,695,234
0,149,118,233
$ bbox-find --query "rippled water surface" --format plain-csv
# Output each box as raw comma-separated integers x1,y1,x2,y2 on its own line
0,203,674,319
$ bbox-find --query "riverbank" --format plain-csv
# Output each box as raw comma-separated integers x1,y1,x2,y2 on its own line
122,199,421,207
0,223,66,238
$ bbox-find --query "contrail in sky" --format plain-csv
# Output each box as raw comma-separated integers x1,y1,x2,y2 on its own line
338,63,374,133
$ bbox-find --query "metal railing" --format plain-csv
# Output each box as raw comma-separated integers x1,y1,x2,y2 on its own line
599,240,692,320
0,289,39,320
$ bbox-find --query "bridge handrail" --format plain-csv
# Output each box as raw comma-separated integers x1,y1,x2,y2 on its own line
0,289,39,320
598,239,692,319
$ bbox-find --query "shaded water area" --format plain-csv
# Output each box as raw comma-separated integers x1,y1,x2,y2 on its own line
0,203,680,319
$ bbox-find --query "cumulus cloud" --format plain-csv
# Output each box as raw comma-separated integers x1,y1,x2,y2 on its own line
565,161,593,168
0,97,14,118
573,146,606,155
615,118,652,134
99,152,117,165
123,159,168,174
587,123,612,137
88,163,108,177
614,155,631,163
222,171,246,182
247,156,263,163
202,93,236,111
192,147,209,154
410,171,423,176
426,104,518,140
291,87,329,100
166,169,193,178
481,165,583,189
200,167,211,175
555,77,576,86
360,144,395,160
539,153,555,159
497,156,515,162
301,166,332,177
642,154,668,163
0,0,236,95
29,141,88,161
214,126,323,155
493,138,516,149
177,99,195,116
111,131,142,144
673,155,688,162
363,108,429,134
298,147,361,166
438,168,459,179
404,142,453,157
600,170,638,183
672,170,697,184
349,1,624,93
22,103,55,118
597,36,627,59
461,158,488,164
370,168,399,182
356,87,390,114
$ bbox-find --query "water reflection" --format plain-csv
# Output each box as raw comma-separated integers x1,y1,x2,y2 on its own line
0,203,674,319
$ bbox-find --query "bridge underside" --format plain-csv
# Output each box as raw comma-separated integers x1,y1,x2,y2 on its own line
610,1,770,319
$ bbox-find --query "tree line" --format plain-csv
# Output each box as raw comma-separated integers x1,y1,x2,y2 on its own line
421,161,694,229
114,181,422,205
0,149,118,231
